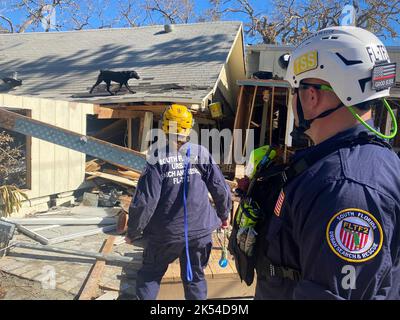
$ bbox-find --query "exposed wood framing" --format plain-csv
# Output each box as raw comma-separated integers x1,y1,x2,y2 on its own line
243,86,258,155
127,118,132,149
140,112,153,153
269,87,275,146
94,106,146,119
259,90,270,146
101,104,167,114
92,119,126,140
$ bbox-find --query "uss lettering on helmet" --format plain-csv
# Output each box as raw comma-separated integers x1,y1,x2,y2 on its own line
294,51,318,75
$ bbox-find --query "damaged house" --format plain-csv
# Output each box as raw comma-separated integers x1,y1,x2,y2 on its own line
0,21,246,215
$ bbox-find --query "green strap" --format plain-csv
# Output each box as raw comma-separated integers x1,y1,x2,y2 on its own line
347,98,398,140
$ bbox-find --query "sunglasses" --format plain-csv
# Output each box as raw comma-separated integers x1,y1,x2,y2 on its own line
290,83,333,95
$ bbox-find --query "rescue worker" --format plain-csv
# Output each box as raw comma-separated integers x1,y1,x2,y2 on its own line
253,26,400,299
125,104,231,300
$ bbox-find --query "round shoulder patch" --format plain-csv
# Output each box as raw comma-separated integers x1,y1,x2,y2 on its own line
326,208,383,263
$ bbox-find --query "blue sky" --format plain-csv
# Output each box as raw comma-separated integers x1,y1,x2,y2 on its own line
0,0,399,46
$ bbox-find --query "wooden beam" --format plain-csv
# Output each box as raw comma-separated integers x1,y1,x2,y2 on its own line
269,87,275,146
127,118,132,149
259,90,270,146
140,112,153,153
113,104,167,114
102,168,141,180
94,106,146,119
243,86,258,155
85,171,138,187
79,236,116,300
233,86,245,131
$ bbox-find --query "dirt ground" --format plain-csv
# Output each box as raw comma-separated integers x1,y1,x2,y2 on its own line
0,271,74,300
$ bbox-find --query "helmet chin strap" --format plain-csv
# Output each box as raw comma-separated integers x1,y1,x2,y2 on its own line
291,94,345,138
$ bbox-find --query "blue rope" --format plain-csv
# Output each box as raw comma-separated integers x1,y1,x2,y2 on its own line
183,145,193,282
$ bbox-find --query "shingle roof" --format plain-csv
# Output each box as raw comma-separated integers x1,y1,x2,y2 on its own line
0,21,242,104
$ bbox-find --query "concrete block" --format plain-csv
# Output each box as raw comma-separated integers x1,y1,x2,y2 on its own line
52,196,75,207
81,193,98,207
57,192,74,198
28,196,51,207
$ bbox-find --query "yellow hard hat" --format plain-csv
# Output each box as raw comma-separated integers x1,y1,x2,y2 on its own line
162,104,193,136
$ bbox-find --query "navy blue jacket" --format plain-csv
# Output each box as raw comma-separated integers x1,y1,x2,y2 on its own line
127,142,231,243
258,124,400,299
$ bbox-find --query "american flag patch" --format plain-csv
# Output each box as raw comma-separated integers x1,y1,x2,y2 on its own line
372,63,397,90
274,190,285,217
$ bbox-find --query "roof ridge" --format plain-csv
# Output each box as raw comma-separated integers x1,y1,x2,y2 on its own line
0,21,242,37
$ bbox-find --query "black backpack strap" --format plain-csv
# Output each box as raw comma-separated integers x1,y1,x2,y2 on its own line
284,132,392,183
258,256,301,282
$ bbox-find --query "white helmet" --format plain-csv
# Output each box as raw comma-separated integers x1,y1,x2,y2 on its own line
285,26,396,107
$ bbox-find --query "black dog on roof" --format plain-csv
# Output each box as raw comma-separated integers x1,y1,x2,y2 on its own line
89,70,140,95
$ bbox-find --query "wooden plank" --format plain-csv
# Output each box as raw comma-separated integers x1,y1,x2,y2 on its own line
228,85,245,165
162,261,180,283
259,90,270,146
127,118,132,149
119,104,167,114
269,86,275,146
243,86,258,155
140,112,153,153
233,86,245,131
158,276,255,300
94,106,146,119
85,171,138,187
79,236,116,300
102,169,141,180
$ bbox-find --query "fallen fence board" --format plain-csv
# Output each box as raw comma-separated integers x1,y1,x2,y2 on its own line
86,171,138,187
